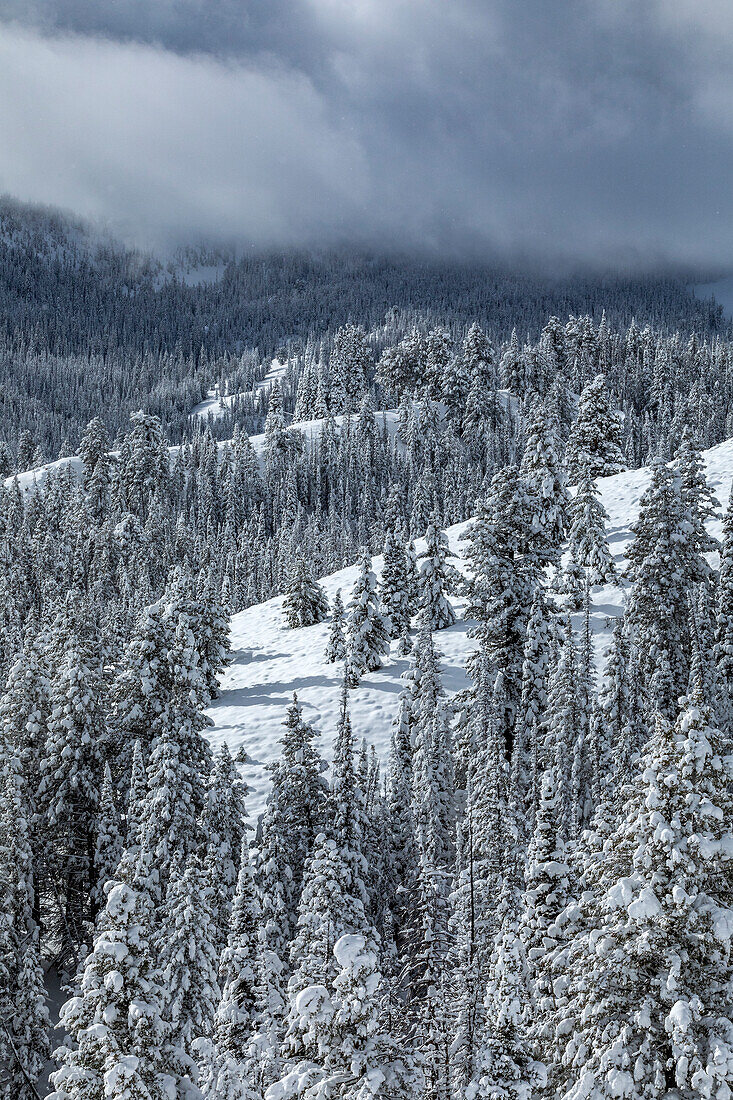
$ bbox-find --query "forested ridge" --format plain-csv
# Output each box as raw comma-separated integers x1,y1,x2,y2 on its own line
0,196,724,459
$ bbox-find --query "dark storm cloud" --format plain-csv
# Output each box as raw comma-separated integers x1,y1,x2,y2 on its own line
1,0,733,268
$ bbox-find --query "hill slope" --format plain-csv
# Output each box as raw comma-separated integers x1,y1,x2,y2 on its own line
209,436,733,815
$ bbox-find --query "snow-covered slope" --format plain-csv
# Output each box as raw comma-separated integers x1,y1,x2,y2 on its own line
208,436,733,817
191,358,288,421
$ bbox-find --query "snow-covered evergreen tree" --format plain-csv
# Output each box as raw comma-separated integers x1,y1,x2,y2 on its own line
288,686,370,1002
37,641,106,958
91,762,124,917
202,742,249,949
559,695,733,1100
520,402,569,564
715,483,733,696
0,746,50,1100
380,530,412,639
626,456,709,702
346,552,390,685
161,853,221,1055
469,896,546,1100
324,589,346,663
283,553,329,629
417,518,457,630
565,374,626,482
207,839,260,1080
568,467,617,584
48,814,189,1100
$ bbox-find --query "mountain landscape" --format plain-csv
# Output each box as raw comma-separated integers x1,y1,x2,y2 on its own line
5,4,733,1099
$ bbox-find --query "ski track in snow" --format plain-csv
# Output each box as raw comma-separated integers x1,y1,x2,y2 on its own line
210,434,733,818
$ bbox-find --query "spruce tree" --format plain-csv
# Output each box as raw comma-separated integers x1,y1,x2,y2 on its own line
202,743,249,950
287,686,370,1001
346,552,390,685
566,374,626,482
37,641,106,960
91,762,124,918
520,402,569,565
470,896,546,1100
519,766,571,1053
48,816,183,1100
417,518,457,630
626,457,709,702
674,424,720,557
209,839,260,1074
380,530,412,639
282,553,329,629
559,696,733,1100
715,483,733,696
160,853,221,1055
568,467,617,584
0,748,50,1100
265,693,327,928
324,589,346,663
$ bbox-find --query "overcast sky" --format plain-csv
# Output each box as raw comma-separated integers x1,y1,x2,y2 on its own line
1,0,732,270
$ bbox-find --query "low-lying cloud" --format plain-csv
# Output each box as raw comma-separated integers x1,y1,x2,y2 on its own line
1,1,733,269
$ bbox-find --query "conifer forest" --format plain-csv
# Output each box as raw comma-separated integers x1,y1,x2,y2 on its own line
5,5,733,1098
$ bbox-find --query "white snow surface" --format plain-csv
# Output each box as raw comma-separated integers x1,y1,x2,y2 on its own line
209,434,733,818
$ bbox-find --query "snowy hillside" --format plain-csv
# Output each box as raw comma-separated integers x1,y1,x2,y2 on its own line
209,435,733,816
191,358,288,421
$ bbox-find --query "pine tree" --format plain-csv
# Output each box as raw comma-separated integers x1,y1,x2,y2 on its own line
139,621,213,905
108,599,176,780
37,641,106,960
160,853,221,1055
626,457,709,701
568,467,617,584
283,553,329,629
79,415,111,487
266,694,327,927
48,819,183,1100
462,470,536,745
547,623,582,840
324,589,347,662
561,545,585,611
514,586,556,823
0,747,50,1100
202,743,249,950
346,552,390,685
271,934,413,1100
500,328,525,393
288,686,370,1003
91,762,124,918
587,618,634,819
559,696,733,1100
520,402,569,564
715,483,733,697
674,425,720,556
469,896,546,1100
386,697,417,955
329,323,373,414
0,632,49,813
519,766,571,1051
566,374,626,483
417,518,457,631
380,530,412,639
210,840,260,1068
